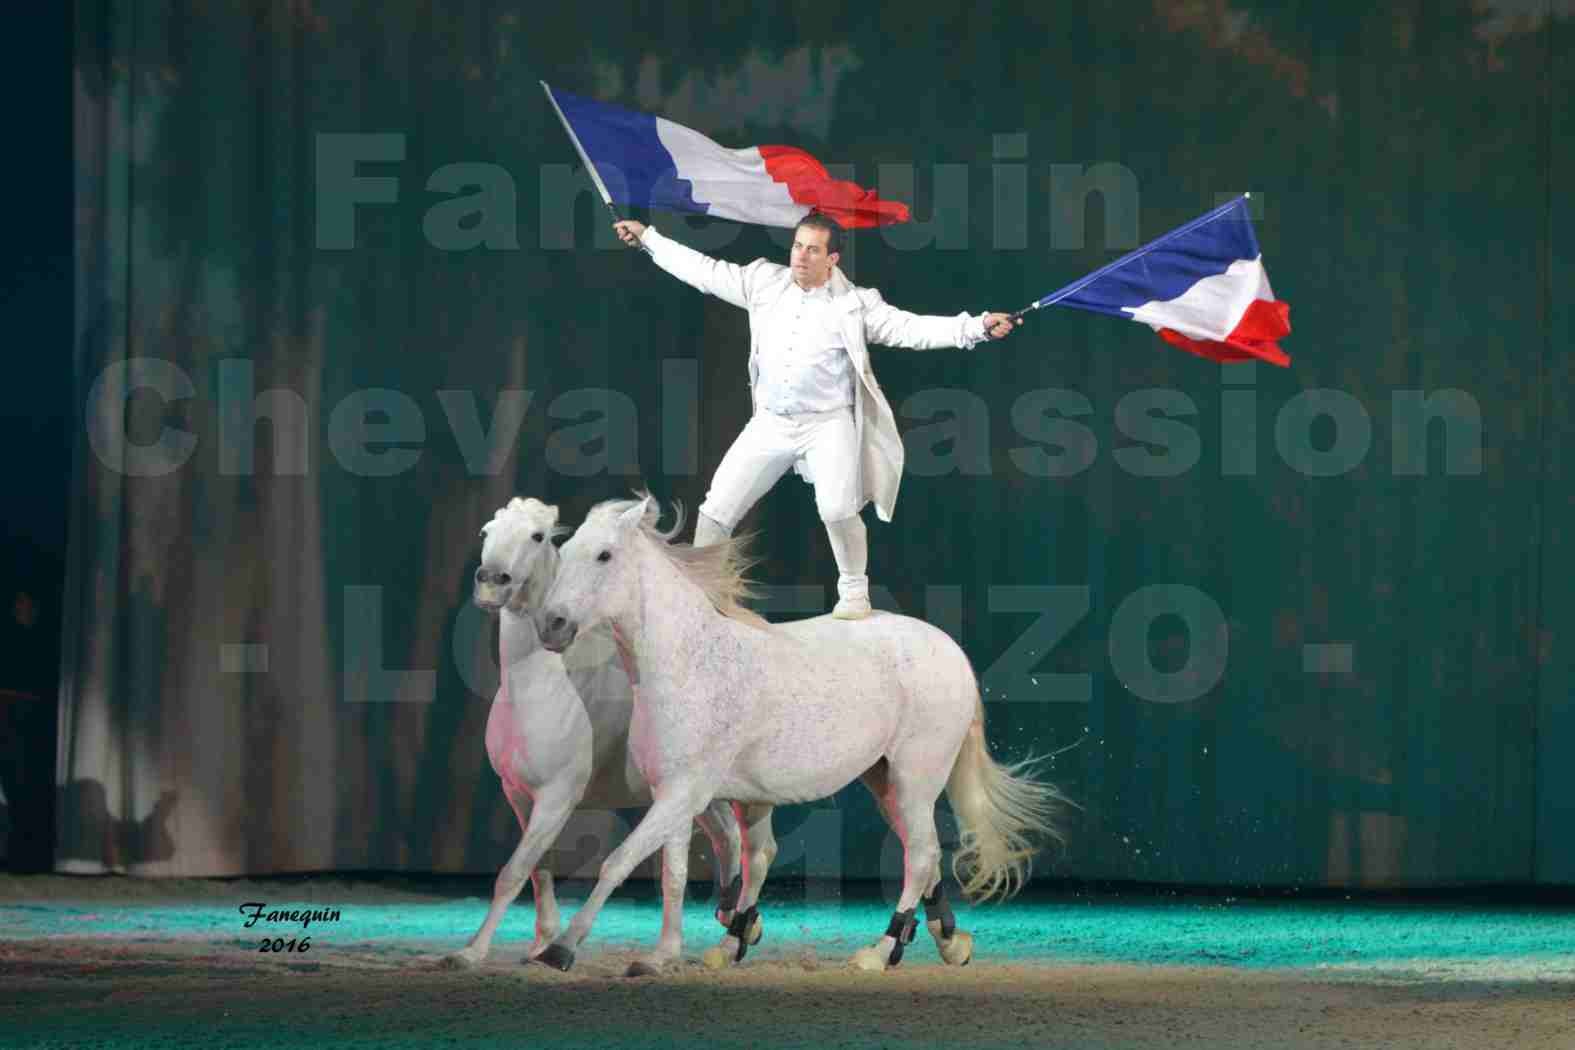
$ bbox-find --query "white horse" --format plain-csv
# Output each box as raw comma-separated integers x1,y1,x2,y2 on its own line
447,497,770,975
532,494,1068,973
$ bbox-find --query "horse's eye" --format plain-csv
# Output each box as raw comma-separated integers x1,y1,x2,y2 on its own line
531,532,544,542
597,550,612,563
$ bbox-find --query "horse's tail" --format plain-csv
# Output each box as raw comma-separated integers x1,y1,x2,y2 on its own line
945,694,1070,904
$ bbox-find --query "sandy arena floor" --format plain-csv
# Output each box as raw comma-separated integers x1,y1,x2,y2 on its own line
1,875,1571,1049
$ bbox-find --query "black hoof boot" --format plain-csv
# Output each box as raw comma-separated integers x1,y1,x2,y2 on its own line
727,905,761,963
884,908,918,967
923,883,956,940
533,943,575,972
715,874,744,927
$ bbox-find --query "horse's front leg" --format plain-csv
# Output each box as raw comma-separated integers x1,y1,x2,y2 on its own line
534,786,709,973
444,779,582,968
625,831,694,977
527,869,561,958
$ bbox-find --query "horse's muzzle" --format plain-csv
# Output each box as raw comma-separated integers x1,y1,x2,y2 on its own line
537,610,577,653
472,584,507,613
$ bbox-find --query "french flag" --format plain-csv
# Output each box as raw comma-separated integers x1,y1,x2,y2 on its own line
1033,195,1291,366
541,82,909,229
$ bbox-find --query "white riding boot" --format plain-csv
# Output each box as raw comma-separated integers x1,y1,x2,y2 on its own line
694,512,732,548
825,515,871,620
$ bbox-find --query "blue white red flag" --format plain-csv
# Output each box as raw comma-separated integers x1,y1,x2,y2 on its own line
541,82,909,229
1029,195,1291,366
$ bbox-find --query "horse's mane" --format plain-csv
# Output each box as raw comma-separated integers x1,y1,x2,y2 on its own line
481,497,572,542
591,495,770,630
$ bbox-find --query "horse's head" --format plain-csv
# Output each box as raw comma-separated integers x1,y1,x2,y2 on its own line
475,497,562,615
538,493,662,653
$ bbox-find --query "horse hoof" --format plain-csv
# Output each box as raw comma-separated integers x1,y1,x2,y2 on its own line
850,946,887,973
748,915,764,946
532,944,575,972
438,951,481,970
625,960,662,978
701,946,730,971
939,931,974,967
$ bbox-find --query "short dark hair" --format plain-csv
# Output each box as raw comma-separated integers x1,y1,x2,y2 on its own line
795,211,843,255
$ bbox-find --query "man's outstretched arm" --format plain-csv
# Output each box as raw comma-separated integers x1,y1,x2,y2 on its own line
614,220,770,310
859,288,1021,350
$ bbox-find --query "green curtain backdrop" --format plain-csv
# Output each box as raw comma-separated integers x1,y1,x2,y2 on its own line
67,1,1572,885
1538,4,1573,885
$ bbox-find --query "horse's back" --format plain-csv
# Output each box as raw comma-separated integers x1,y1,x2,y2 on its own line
771,610,978,722
774,611,974,682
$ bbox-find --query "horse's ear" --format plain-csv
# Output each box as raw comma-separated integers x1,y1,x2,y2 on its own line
617,497,650,531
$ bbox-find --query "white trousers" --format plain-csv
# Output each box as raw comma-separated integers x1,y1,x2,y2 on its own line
697,408,868,604
698,408,862,529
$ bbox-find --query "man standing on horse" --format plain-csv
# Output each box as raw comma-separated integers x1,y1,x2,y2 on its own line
614,213,1020,620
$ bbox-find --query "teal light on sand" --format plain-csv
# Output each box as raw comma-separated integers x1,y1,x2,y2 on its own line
6,887,1571,976
4,881,1572,1049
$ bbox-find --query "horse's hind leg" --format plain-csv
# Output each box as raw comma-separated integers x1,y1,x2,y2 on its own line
850,753,954,972
862,761,971,965
861,760,961,955
859,760,942,891
692,799,743,924
734,803,775,939
702,803,773,969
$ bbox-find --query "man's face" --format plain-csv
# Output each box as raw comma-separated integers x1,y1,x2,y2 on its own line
790,225,838,288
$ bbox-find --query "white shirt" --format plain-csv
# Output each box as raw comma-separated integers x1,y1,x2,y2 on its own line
753,278,855,416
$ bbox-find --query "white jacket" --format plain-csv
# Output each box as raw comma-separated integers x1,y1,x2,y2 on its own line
641,226,988,522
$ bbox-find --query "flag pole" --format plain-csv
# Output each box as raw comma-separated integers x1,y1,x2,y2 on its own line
540,81,652,256
1006,193,1255,324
